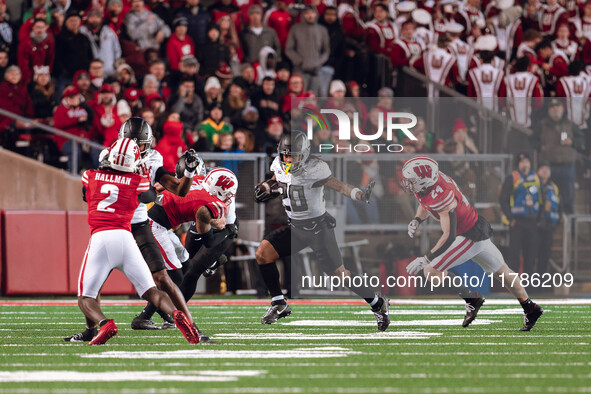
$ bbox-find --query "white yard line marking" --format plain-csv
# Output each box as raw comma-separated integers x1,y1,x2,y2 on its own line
281,319,502,326
82,347,361,359
214,332,442,340
0,370,265,383
354,308,527,315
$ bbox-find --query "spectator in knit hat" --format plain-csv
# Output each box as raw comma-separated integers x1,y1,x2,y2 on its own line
92,83,121,146
17,18,54,84
53,85,98,172
251,76,280,127
167,16,195,71
80,8,121,76
73,69,93,102
203,76,222,107
215,62,233,90
176,0,211,47
0,66,34,148
54,10,93,94
124,87,142,114
124,0,170,51
196,24,229,78
240,4,281,63
28,65,57,122
197,102,232,150
169,77,204,135
116,63,137,90
156,117,188,172
285,5,332,96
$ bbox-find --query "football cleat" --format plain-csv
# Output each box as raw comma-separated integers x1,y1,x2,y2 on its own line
462,298,485,328
161,321,176,330
204,255,228,278
63,328,97,342
194,323,211,343
520,304,544,331
88,320,118,345
261,302,292,324
372,293,390,332
173,310,200,344
131,316,161,330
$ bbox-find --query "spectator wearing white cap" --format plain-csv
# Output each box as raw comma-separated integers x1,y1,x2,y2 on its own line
469,34,506,70
394,1,416,33
486,0,523,63
412,8,435,47
446,21,472,89
412,34,458,98
467,36,506,112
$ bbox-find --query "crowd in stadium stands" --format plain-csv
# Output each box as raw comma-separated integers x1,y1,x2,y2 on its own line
0,0,588,176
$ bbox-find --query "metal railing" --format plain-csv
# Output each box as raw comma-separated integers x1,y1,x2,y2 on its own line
0,108,104,175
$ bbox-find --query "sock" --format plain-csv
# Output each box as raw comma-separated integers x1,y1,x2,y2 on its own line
85,326,97,333
157,310,174,323
167,268,184,287
271,294,286,305
344,272,379,306
258,262,283,299
447,271,481,303
520,298,535,313
179,259,210,301
98,319,109,327
138,303,157,321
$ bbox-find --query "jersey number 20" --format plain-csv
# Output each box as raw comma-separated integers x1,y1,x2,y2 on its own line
97,184,119,213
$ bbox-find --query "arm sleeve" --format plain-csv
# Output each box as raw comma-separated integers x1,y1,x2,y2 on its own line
154,166,170,184
138,186,157,203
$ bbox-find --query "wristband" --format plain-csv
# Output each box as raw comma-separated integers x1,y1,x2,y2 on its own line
351,187,362,200
414,216,424,224
184,169,196,178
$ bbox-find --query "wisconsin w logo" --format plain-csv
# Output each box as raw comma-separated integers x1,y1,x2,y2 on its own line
215,175,235,189
413,165,432,178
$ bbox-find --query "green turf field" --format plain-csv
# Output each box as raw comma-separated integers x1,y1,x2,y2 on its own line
0,299,590,393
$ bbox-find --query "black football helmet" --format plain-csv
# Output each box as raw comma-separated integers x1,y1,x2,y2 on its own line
119,117,153,158
278,130,310,174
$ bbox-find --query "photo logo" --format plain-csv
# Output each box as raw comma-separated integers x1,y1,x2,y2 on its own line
305,108,418,153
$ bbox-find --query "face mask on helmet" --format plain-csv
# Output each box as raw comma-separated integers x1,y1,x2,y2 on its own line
401,157,439,193
278,131,310,174
119,117,153,159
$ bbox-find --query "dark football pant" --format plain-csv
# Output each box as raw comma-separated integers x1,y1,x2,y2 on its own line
131,219,167,273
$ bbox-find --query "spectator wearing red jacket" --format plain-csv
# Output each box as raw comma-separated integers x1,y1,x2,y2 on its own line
53,85,98,171
92,84,121,147
166,16,195,71
266,0,293,49
17,18,55,84
155,118,187,173
0,66,34,147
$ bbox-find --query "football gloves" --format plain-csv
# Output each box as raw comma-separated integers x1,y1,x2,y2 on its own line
360,180,375,203
408,218,421,238
406,256,428,275
184,149,200,173
254,179,281,203
226,223,239,239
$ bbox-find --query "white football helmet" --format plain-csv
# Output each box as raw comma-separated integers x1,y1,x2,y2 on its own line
108,138,141,173
203,168,238,203
401,155,439,193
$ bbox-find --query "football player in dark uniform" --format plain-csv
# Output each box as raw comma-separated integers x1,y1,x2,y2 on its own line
254,131,391,331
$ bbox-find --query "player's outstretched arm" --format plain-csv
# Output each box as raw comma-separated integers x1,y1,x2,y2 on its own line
158,172,193,197
425,200,458,262
320,176,375,203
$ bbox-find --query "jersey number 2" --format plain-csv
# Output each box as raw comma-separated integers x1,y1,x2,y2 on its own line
97,184,119,213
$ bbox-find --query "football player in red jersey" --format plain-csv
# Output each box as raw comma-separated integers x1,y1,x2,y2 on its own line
72,138,200,345
133,165,239,338
401,156,544,331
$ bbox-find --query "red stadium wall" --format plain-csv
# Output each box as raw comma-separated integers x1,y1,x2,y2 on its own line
0,210,135,296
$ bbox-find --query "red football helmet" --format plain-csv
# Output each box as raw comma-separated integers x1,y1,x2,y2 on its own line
203,168,238,203
107,138,141,173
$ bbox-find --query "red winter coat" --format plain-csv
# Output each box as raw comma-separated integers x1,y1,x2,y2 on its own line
0,81,34,136
166,34,195,71
92,103,122,147
17,35,55,84
155,120,187,173
53,104,90,150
